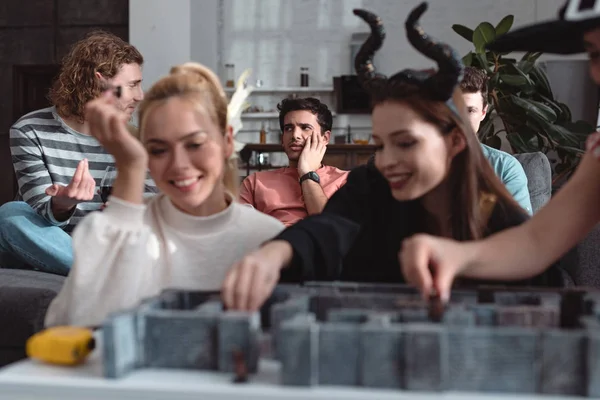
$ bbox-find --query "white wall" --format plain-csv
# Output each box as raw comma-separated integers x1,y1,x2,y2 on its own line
131,0,581,89
129,0,192,91
130,0,596,148
191,0,220,73
221,0,587,85
223,0,527,86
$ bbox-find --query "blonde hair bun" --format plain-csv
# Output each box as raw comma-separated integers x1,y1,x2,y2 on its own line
169,62,226,99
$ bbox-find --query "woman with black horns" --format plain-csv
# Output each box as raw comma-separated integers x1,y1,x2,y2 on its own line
221,2,569,311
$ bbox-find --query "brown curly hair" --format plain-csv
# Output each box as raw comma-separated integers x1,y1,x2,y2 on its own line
459,66,489,108
49,31,143,123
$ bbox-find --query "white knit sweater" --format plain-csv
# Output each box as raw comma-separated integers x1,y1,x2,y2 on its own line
45,194,284,327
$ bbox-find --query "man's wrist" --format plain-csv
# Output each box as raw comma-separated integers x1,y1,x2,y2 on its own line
299,171,320,185
298,165,321,177
297,168,309,177
50,198,76,221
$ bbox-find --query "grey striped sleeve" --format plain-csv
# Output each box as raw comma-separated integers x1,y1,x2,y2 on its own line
9,126,64,225
11,107,159,233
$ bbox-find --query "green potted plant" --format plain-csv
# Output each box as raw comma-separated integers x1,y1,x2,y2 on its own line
452,16,595,185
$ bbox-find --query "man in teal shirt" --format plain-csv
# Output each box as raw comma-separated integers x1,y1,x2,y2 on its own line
460,66,533,214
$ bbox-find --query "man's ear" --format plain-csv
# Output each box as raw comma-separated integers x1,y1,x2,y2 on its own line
322,130,331,144
481,103,488,120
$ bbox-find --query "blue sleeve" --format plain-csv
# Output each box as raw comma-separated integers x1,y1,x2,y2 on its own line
501,158,533,215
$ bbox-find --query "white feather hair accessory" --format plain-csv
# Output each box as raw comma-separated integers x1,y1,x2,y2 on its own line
227,69,254,158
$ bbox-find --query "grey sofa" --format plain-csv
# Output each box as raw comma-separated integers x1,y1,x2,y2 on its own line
513,151,552,214
513,152,600,287
560,224,600,287
0,270,64,366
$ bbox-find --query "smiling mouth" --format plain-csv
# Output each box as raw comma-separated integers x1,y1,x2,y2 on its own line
169,177,201,191
387,173,412,190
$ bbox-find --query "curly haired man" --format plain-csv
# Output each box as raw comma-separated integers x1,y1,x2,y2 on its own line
0,31,155,275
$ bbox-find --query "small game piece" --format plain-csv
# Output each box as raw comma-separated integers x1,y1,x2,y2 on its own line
428,292,444,322
232,349,248,383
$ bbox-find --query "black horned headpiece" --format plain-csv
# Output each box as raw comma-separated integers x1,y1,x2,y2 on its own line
353,2,464,116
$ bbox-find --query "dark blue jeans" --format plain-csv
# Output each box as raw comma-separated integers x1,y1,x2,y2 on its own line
0,201,72,276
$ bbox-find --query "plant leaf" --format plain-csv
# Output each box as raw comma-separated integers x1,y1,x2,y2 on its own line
452,24,474,42
509,95,557,122
522,52,543,63
502,63,534,86
517,60,535,74
462,52,474,66
495,15,514,36
563,120,595,134
506,132,532,153
499,58,518,67
489,72,500,88
513,125,541,152
500,74,529,87
529,64,553,98
559,146,586,155
483,42,585,175
547,124,581,147
529,100,560,123
478,116,496,141
525,118,557,151
558,102,572,123
473,22,496,53
527,114,581,148
485,135,502,149
474,53,493,73
537,94,567,120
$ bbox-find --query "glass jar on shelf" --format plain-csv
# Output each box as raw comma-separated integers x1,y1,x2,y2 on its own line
259,122,267,144
225,64,235,88
300,67,309,87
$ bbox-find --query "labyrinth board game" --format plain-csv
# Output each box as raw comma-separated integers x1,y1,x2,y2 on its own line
102,282,600,397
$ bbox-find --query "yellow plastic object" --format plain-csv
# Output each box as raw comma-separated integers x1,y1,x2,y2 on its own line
26,326,95,366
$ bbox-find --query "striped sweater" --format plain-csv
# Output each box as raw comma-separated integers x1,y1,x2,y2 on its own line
10,106,157,233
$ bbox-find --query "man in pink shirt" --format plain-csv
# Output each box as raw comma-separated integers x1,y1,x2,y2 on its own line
239,97,349,226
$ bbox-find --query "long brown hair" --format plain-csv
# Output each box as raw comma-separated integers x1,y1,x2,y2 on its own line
137,62,239,198
352,5,523,241
372,84,524,241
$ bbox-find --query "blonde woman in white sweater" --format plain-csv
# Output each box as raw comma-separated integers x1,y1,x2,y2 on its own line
45,63,284,327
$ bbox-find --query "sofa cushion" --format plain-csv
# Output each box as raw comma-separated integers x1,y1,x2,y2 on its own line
513,152,552,213
558,223,600,288
0,270,64,348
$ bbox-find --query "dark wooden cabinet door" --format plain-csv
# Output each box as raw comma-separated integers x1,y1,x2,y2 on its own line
12,65,61,123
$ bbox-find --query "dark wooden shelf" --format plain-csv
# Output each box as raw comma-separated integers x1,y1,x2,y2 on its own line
239,143,375,174
241,144,378,152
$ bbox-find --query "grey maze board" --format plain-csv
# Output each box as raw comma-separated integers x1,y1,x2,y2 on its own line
101,282,600,396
